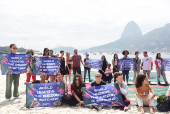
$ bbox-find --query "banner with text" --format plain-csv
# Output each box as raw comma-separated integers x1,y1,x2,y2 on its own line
0,53,31,75
85,59,103,70
82,83,125,107
26,81,65,108
161,59,170,71
118,58,135,71
33,57,61,76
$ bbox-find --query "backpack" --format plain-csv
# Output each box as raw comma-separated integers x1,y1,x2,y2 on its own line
156,94,170,112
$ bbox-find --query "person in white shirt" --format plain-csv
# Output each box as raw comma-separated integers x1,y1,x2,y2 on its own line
141,52,153,84
104,64,113,83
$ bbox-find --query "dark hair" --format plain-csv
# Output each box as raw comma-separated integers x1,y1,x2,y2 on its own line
49,49,53,53
55,73,61,82
26,49,34,55
74,49,77,53
113,53,118,64
156,53,161,59
143,51,147,54
43,48,49,56
60,50,64,53
135,51,139,55
108,63,111,66
113,72,123,83
26,49,30,54
71,74,84,94
122,50,129,55
135,74,146,88
10,44,15,48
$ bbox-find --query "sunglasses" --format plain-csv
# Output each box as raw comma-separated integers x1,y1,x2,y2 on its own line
49,51,53,53
13,47,17,49
75,79,80,81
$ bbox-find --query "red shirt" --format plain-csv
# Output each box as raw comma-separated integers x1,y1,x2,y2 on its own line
72,55,81,67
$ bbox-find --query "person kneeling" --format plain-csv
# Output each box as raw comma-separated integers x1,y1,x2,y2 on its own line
113,72,130,111
135,74,155,114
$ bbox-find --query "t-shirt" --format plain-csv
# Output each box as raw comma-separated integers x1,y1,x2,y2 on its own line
113,59,118,65
60,57,65,69
84,58,89,68
72,55,82,67
105,68,113,76
91,81,106,87
71,84,85,96
155,59,161,68
142,56,153,70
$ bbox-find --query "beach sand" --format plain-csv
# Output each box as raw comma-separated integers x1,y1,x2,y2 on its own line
0,70,170,114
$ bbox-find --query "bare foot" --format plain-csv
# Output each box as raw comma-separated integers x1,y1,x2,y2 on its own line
150,106,154,114
140,106,144,114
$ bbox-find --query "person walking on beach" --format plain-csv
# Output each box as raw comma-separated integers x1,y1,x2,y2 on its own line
99,55,108,82
133,51,141,83
25,49,36,83
71,49,84,79
112,53,119,74
122,50,130,84
5,44,20,101
60,50,66,80
84,53,91,82
141,51,153,84
154,53,168,85
65,52,72,84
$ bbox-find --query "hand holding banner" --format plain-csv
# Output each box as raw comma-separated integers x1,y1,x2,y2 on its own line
26,81,65,108
118,58,136,71
161,59,170,71
0,54,31,75
82,83,125,107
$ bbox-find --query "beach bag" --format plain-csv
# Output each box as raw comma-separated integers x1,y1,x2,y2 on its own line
156,94,170,112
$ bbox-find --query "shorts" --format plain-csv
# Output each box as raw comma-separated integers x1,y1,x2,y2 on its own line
73,67,81,75
60,67,65,75
143,70,151,74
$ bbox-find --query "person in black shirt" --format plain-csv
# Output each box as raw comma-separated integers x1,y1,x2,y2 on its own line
49,50,56,57
60,50,65,80
84,53,91,82
99,55,108,82
91,73,106,87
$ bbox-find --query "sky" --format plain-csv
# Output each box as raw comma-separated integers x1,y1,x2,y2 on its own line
0,0,169,52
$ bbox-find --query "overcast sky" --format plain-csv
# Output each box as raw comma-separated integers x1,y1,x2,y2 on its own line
0,0,169,52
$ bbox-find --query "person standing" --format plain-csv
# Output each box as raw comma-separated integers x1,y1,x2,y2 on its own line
25,49,36,83
71,49,84,79
104,64,113,83
49,49,55,57
6,44,20,101
112,53,119,74
65,52,72,84
133,51,141,83
60,50,65,80
99,55,108,81
141,52,153,84
122,50,130,84
84,53,91,82
154,53,168,85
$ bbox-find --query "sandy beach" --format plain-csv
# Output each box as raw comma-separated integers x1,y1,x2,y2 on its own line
0,70,170,114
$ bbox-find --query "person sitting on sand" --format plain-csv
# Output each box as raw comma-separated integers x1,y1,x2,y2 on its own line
113,72,130,111
70,74,85,106
135,74,155,114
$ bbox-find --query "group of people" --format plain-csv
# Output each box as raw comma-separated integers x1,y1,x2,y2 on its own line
4,44,170,114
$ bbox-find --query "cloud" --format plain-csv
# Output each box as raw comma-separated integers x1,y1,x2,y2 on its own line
0,0,169,51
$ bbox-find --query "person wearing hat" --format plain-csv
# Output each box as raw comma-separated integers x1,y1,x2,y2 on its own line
133,51,141,83
83,53,91,82
60,50,66,80
122,50,130,84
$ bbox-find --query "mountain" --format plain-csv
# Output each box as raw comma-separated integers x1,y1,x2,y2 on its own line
53,46,75,54
83,21,170,52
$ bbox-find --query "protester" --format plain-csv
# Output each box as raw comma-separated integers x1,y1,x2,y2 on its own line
84,53,91,82
55,53,59,57
133,51,141,83
141,51,153,84
113,72,130,111
55,73,68,93
99,55,108,81
60,50,66,80
135,74,155,114
122,50,130,84
65,52,72,84
112,53,119,74
43,48,55,82
71,49,84,79
104,63,113,83
49,49,55,57
91,73,106,87
154,53,168,85
25,49,36,83
32,73,49,83
5,44,20,101
70,74,85,106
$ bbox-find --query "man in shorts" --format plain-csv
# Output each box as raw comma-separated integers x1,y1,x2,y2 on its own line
141,51,153,84
72,49,84,79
